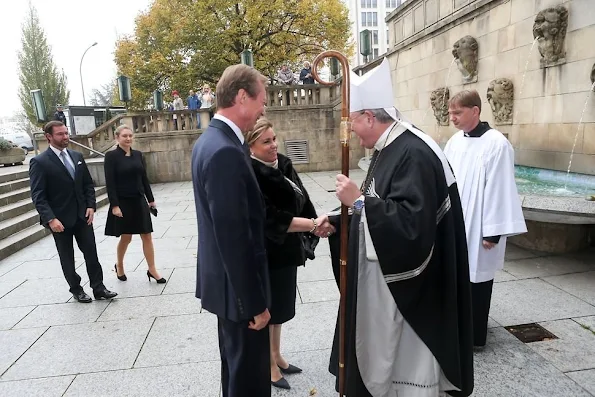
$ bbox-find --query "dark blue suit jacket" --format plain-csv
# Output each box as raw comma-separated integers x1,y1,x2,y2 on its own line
191,118,270,322
29,148,97,229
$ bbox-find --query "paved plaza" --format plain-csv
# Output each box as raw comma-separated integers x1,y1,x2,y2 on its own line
1,170,595,396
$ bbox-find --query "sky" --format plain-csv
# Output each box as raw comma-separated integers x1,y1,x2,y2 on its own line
0,0,152,118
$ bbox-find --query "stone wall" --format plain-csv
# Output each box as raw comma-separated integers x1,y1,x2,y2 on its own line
265,107,364,173
86,106,364,184
374,0,595,174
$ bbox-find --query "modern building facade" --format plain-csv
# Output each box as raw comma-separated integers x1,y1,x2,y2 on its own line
343,0,404,68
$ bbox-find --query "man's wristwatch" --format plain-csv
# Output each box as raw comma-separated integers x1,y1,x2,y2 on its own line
353,195,365,211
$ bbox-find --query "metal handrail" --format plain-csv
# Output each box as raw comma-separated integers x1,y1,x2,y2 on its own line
68,140,106,157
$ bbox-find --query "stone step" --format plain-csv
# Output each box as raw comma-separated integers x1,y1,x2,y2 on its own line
0,178,30,195
0,170,28,184
0,210,40,241
0,199,35,223
0,192,109,261
0,188,32,208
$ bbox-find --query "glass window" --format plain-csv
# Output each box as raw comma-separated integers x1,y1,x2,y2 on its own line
372,12,378,26
361,12,367,26
372,0,377,7
373,48,379,59
372,30,378,45
387,29,390,44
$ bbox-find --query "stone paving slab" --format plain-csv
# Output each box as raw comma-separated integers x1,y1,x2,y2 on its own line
12,301,109,329
1,319,154,381
97,293,201,322
106,268,174,299
135,248,197,271
0,175,594,396
0,279,72,308
530,317,595,373
297,280,340,304
471,327,592,397
161,267,196,295
0,306,34,330
0,327,47,376
544,271,595,306
63,362,221,397
134,313,219,368
503,255,595,280
490,278,595,326
568,370,595,395
0,375,74,397
297,255,335,283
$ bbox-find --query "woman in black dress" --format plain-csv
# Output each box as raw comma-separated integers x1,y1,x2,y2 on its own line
104,125,166,284
246,118,334,390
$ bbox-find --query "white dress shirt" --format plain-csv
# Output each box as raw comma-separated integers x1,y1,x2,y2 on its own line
213,114,244,144
50,145,76,170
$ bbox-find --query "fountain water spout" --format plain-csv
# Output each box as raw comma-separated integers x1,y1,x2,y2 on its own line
519,38,539,98
565,81,595,189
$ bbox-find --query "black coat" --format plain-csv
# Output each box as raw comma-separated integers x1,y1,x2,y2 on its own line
251,153,318,270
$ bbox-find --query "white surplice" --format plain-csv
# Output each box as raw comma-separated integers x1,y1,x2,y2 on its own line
444,129,527,283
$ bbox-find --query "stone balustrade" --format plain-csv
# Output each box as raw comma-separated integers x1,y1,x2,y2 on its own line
266,83,342,108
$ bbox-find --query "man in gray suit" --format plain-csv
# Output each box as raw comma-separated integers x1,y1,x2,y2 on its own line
191,64,270,396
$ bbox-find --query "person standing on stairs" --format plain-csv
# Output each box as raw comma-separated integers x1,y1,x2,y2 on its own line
29,121,118,303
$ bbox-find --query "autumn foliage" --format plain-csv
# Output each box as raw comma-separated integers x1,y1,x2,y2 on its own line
114,0,353,109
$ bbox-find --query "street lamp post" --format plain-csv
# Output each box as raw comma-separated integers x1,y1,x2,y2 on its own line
79,42,98,106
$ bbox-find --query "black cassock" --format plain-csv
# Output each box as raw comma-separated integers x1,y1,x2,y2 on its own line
328,128,474,396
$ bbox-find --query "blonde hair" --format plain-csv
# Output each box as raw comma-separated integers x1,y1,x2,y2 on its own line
114,124,132,137
245,118,273,146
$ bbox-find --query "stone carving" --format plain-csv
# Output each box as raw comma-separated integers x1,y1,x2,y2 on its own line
487,78,514,125
452,35,479,83
591,63,595,90
430,87,449,126
533,5,568,68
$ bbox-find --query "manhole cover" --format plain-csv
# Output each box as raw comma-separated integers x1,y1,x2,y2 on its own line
505,323,558,343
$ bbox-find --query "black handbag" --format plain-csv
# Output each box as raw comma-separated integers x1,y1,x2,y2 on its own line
301,232,319,261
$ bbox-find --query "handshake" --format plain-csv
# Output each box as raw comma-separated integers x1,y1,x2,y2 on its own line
311,215,335,238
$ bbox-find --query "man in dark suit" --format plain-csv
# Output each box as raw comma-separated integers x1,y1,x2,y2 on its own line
191,64,271,396
29,121,117,303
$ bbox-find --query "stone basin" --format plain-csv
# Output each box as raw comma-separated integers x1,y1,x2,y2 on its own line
359,158,595,253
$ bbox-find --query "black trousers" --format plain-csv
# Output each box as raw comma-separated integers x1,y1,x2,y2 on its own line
471,279,494,347
217,316,270,397
52,218,104,294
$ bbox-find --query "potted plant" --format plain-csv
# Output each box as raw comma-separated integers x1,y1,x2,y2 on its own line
0,137,26,166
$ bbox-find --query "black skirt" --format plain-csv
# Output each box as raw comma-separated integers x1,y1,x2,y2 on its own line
105,196,153,237
269,265,298,325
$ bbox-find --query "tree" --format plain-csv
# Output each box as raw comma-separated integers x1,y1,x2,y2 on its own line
17,2,70,126
89,79,123,107
114,0,353,109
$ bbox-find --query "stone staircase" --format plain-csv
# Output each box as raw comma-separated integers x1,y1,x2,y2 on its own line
0,170,108,261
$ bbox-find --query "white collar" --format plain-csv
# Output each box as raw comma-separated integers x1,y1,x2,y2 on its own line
213,114,244,144
49,145,68,157
373,121,407,151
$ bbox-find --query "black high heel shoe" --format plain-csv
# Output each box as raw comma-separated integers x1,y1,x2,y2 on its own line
114,264,127,281
147,270,166,284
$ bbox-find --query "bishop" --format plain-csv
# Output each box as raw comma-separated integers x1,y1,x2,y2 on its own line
327,59,474,397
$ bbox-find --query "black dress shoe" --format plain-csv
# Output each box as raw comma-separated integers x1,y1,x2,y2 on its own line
279,363,302,375
72,291,92,303
271,377,290,390
93,288,118,300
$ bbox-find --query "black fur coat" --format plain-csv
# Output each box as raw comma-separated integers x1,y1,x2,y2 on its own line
251,153,318,270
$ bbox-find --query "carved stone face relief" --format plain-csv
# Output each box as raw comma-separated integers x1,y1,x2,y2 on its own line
430,87,450,126
533,5,568,68
591,63,595,89
487,78,514,125
452,35,479,83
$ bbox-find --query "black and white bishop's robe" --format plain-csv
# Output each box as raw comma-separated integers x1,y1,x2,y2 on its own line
327,121,474,397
